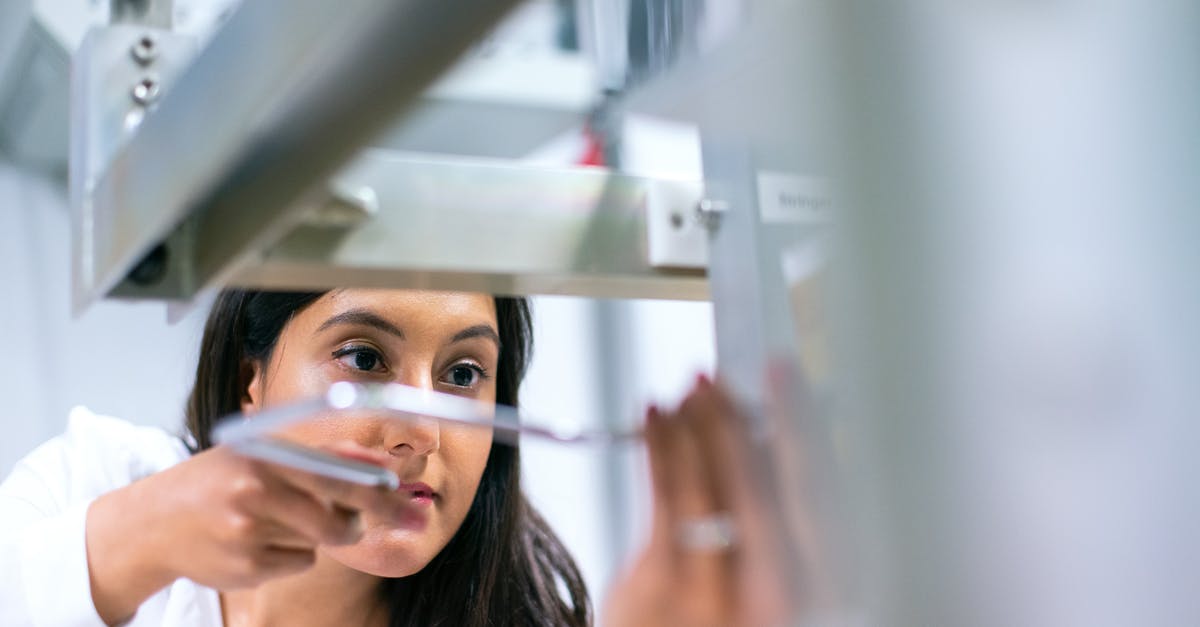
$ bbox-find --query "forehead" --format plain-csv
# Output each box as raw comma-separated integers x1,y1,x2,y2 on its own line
301,289,497,329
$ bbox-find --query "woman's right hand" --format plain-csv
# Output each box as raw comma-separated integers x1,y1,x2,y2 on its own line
84,443,408,625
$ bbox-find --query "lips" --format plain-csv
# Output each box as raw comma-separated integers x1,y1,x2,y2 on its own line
397,482,436,505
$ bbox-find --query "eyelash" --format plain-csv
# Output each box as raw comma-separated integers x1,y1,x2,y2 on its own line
330,345,491,388
445,362,490,389
332,344,388,375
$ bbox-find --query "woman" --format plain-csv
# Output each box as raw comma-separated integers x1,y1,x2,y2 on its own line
1,288,796,626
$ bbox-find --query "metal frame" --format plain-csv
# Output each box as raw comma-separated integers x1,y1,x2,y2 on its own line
72,0,719,310
73,0,524,311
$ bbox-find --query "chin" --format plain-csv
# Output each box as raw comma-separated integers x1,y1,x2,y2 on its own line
324,525,442,578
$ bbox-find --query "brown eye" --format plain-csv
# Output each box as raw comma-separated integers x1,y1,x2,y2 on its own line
352,351,378,371
450,366,475,387
443,364,486,388
333,346,387,373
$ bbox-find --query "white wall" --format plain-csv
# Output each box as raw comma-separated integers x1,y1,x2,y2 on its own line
519,295,715,609
0,162,207,475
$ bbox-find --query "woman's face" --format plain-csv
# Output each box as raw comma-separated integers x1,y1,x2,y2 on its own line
240,289,499,577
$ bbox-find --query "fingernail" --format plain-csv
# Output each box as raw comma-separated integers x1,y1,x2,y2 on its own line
697,372,712,388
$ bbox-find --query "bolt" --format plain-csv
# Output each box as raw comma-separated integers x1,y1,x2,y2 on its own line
308,184,380,227
130,34,158,65
695,198,729,232
131,76,160,106
127,244,169,286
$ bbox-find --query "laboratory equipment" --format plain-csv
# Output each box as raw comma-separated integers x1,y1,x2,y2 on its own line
211,380,646,489
225,438,401,491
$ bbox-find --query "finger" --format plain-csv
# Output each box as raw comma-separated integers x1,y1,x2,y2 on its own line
687,376,778,519
692,375,801,622
244,438,397,493
253,519,319,551
678,378,736,512
276,467,414,523
250,444,411,523
252,546,317,580
692,376,793,549
253,477,363,546
647,403,716,532
657,398,732,621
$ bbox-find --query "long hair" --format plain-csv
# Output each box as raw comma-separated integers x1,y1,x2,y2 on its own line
185,290,591,626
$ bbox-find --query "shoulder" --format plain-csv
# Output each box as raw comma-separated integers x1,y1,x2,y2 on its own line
0,407,191,516
61,406,193,472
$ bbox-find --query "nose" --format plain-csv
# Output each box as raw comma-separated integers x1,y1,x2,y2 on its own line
382,371,440,457
382,414,440,457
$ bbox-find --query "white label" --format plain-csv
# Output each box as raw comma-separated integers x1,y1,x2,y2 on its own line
757,172,833,223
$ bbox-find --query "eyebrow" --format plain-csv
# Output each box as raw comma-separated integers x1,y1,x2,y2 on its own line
315,310,500,349
451,324,501,350
316,309,405,339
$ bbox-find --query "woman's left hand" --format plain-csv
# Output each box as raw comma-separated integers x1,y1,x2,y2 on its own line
603,376,801,627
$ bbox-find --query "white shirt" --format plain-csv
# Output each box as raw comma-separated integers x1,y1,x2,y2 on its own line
0,407,224,627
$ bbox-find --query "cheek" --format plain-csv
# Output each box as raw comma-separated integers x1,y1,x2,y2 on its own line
441,428,494,507
276,416,373,447
323,430,496,578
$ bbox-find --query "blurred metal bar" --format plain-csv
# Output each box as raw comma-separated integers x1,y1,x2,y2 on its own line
621,0,827,401
625,0,703,86
829,2,1200,626
74,0,521,312
373,50,597,159
700,138,812,409
110,0,172,28
575,0,631,90
115,151,708,300
663,3,847,623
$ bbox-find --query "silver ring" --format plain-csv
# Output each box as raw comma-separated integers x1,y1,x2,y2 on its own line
677,512,737,552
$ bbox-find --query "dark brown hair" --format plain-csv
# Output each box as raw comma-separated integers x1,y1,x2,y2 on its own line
185,289,590,626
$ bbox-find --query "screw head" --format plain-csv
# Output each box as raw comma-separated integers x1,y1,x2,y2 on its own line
131,77,160,106
130,34,158,65
695,198,729,232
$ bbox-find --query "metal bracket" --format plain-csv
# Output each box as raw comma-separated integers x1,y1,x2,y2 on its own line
69,22,196,313
645,179,708,269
